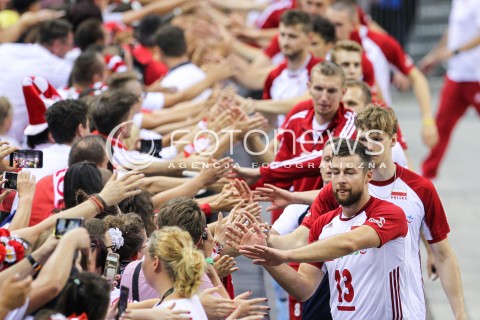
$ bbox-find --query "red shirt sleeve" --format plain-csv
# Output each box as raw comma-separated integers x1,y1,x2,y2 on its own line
263,34,281,59
373,32,414,75
419,181,450,244
301,183,339,229
363,199,408,246
361,53,375,87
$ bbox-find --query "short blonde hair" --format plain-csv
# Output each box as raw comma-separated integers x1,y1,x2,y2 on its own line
331,40,362,63
355,103,398,136
148,226,204,298
310,61,345,86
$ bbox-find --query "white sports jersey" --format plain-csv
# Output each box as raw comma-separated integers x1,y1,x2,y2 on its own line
303,164,450,320
308,197,409,320
369,164,450,320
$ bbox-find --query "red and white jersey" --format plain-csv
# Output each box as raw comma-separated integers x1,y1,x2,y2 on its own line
263,54,323,100
350,26,415,106
308,197,409,320
303,164,450,320
260,101,356,191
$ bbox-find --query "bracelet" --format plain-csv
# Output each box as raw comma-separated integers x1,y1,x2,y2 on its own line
94,194,107,208
89,195,104,213
422,118,436,126
205,257,214,265
26,254,42,273
213,240,224,256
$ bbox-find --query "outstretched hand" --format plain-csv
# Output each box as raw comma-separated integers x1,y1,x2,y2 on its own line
99,171,144,206
239,243,288,267
253,183,294,212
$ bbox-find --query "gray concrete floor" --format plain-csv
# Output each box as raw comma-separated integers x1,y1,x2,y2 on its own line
231,77,480,319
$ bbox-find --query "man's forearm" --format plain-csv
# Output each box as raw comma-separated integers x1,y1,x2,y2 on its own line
292,190,320,205
264,264,313,301
409,68,434,120
246,135,274,164
268,226,309,250
255,94,309,115
433,242,466,319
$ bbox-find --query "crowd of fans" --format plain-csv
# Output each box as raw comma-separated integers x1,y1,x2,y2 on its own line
0,0,477,319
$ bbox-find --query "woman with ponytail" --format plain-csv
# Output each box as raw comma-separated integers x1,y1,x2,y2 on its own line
142,226,207,319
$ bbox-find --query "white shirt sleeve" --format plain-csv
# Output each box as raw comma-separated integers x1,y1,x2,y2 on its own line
272,204,309,235
142,92,165,111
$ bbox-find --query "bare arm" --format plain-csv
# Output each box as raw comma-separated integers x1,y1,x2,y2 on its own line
121,0,189,25
27,228,90,314
408,67,439,147
254,93,310,115
8,171,36,231
268,225,310,250
264,262,324,302
430,238,466,320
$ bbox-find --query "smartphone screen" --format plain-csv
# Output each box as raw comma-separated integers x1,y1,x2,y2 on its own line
104,252,120,281
139,139,162,158
10,150,43,169
54,218,83,238
117,286,129,319
2,172,18,190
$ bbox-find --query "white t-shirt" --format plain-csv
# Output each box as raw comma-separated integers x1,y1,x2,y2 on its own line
155,295,207,320
26,143,71,182
447,0,480,81
160,62,211,102
0,43,72,142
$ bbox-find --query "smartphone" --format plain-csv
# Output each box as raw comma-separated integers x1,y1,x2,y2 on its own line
104,252,120,281
10,150,43,169
117,286,129,319
54,218,83,238
139,139,162,158
2,172,18,190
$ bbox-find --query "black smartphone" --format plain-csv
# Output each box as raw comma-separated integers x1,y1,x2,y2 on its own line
2,172,18,190
117,285,129,319
54,218,83,238
139,139,162,158
10,150,43,169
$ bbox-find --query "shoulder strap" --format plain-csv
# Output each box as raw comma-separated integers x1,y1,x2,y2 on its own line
132,261,142,302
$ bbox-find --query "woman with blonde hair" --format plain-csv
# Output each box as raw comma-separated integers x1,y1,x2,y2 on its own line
142,226,207,319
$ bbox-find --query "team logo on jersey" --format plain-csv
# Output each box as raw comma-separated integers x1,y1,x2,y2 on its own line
391,188,407,200
368,217,385,228
407,215,414,223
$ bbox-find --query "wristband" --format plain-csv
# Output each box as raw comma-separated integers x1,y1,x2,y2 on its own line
422,118,435,126
89,195,104,213
453,49,460,55
26,254,42,273
94,194,107,208
205,257,214,265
